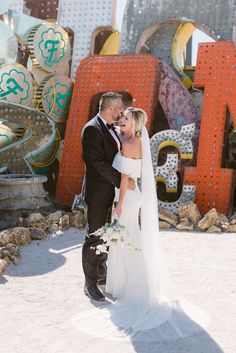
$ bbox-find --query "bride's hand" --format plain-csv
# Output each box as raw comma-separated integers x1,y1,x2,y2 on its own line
112,203,122,218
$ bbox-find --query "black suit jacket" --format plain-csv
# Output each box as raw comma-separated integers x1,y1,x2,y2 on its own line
81,115,121,204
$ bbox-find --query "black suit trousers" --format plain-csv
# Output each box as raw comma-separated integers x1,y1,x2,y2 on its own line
82,198,113,285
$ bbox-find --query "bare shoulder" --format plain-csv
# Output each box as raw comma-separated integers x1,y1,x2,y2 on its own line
122,137,142,159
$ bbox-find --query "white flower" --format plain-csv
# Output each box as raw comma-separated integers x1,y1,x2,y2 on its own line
97,244,108,254
101,233,109,242
90,219,141,254
106,228,114,237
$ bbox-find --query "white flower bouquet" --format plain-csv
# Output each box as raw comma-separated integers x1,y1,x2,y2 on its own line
90,219,141,254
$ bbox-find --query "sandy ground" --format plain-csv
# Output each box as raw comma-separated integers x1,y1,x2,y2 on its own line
1,228,236,353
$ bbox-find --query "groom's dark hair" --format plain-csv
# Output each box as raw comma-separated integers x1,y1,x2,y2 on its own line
99,92,123,111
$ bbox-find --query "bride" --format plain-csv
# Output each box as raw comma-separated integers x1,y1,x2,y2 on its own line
72,107,210,342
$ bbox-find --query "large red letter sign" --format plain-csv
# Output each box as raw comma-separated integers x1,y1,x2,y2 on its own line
56,54,158,205
184,42,236,215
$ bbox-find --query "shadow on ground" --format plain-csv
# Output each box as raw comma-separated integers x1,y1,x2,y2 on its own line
4,228,85,277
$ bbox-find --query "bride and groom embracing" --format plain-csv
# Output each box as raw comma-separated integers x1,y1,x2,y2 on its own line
79,92,209,341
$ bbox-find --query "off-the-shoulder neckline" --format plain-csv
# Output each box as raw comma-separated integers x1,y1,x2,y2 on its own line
117,151,142,161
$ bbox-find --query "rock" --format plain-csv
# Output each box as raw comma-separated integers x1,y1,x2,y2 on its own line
0,259,8,274
0,229,14,246
0,216,18,231
47,224,59,234
217,213,229,223
27,213,45,223
69,211,86,229
5,243,19,255
159,221,171,229
207,225,222,233
12,255,20,265
3,256,11,264
176,221,194,231
29,227,46,240
178,203,202,226
47,211,62,224
27,219,48,231
0,248,10,259
16,217,28,228
59,214,70,231
159,208,178,226
197,208,218,230
215,213,230,232
13,227,31,246
230,213,236,225
27,212,47,231
0,227,31,246
179,217,189,222
228,224,236,233
0,243,20,264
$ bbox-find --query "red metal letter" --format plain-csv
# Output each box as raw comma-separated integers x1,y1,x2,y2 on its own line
184,42,236,215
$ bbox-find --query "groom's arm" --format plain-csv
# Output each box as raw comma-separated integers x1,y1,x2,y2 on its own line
82,125,121,188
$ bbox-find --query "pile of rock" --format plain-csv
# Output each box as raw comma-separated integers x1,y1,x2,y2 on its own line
1,203,235,275
0,209,86,274
159,203,236,233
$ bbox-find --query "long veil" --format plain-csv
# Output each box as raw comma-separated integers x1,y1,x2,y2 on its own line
141,126,161,303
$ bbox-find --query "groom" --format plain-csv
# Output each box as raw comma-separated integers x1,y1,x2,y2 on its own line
81,92,134,301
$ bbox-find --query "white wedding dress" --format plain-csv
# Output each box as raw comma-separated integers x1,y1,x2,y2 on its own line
72,129,210,342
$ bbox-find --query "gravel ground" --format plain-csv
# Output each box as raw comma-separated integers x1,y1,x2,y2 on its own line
1,228,236,353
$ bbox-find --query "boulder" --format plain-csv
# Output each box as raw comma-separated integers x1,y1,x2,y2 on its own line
176,221,194,231
179,217,189,222
69,211,86,229
197,208,218,230
228,224,236,233
0,216,18,231
28,220,48,231
47,224,59,234
0,248,10,259
27,213,47,231
0,243,21,265
178,203,202,226
12,227,31,246
12,255,20,265
230,213,236,225
47,211,62,225
0,227,31,246
29,227,46,240
159,208,178,226
215,213,230,232
207,225,222,233
59,214,70,231
159,221,171,230
0,229,14,246
27,213,45,223
5,243,19,255
16,217,28,228
0,259,8,274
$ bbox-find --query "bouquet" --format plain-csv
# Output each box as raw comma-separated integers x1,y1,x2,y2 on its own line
90,219,141,254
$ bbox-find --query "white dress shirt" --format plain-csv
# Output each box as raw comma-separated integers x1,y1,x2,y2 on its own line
98,115,121,150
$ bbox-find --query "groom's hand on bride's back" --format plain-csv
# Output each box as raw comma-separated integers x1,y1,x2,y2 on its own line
127,178,135,190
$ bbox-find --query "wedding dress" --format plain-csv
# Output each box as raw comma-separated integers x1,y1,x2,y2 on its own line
72,127,210,342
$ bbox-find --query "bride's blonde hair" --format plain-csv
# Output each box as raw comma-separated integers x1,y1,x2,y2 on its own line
126,107,147,137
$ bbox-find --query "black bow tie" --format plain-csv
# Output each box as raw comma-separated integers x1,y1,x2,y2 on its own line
106,123,115,130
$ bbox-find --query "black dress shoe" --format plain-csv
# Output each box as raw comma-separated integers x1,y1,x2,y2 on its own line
84,284,105,301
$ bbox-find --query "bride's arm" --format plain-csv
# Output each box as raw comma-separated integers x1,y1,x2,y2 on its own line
113,142,132,218
113,172,129,218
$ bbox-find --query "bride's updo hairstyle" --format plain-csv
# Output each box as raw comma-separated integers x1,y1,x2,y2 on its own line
126,107,147,137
